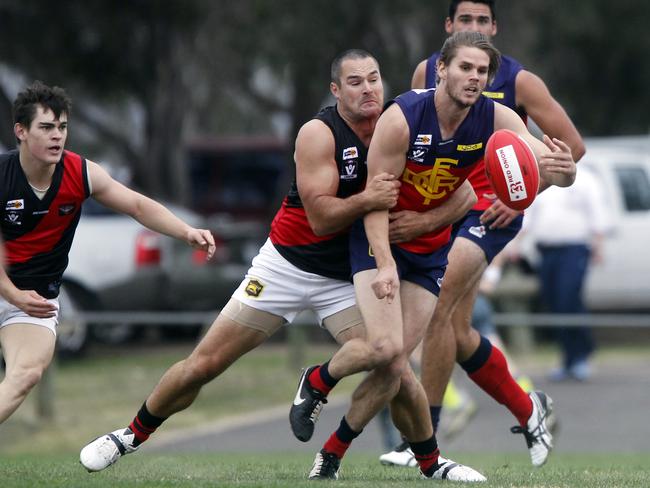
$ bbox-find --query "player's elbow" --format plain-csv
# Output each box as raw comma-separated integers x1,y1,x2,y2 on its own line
309,220,332,237
572,141,586,163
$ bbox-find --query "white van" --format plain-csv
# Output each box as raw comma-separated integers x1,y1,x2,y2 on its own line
580,136,650,311
518,135,650,312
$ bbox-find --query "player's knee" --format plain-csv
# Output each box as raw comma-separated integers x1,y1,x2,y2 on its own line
7,366,44,396
184,354,227,385
369,337,403,369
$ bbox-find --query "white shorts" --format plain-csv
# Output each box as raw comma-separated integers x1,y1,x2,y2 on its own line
231,238,357,325
0,296,60,336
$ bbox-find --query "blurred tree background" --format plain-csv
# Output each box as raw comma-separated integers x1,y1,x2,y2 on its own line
0,0,648,204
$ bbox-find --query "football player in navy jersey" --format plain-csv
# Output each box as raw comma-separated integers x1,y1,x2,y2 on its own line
79,51,473,477
297,31,576,482
0,81,216,425
377,0,585,468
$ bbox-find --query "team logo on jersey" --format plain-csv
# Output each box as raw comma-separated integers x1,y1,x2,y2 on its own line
342,146,359,160
482,91,505,99
408,146,429,163
456,142,483,152
5,212,21,225
58,203,76,216
244,278,264,298
469,225,486,238
402,157,461,204
340,160,358,180
415,134,433,146
5,199,24,210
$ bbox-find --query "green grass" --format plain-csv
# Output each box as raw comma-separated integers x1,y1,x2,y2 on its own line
0,342,360,454
0,452,648,487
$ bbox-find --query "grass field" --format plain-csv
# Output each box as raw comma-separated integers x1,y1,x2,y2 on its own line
1,343,649,486
0,452,648,487
0,342,361,454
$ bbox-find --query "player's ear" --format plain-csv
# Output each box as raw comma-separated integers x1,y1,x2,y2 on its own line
491,20,498,37
14,123,27,142
330,81,340,100
444,17,453,34
436,60,446,82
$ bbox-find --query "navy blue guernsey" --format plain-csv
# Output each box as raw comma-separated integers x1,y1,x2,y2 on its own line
1,150,90,298
269,105,368,280
388,89,494,253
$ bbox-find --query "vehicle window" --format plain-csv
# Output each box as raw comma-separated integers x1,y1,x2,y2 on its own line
615,166,650,211
188,146,288,219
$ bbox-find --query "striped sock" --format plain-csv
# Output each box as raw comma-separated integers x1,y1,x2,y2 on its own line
128,402,167,446
409,436,440,475
322,417,361,459
308,360,339,395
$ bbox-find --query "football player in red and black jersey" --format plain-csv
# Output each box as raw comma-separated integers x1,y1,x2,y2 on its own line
0,81,215,425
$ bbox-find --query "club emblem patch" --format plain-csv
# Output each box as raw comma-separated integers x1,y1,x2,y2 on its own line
244,279,264,298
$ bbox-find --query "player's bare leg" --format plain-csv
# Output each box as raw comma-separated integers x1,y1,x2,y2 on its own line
311,281,486,481
80,303,281,472
421,239,487,428
0,324,56,423
291,269,403,443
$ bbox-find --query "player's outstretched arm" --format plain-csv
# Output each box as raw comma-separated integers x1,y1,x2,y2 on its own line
87,161,215,259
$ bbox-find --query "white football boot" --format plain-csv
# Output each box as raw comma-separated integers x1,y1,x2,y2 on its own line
511,391,554,467
422,456,487,482
80,427,139,472
379,441,418,467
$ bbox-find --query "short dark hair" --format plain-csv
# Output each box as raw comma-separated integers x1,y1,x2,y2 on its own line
13,80,72,129
449,0,496,21
438,31,501,85
330,49,377,85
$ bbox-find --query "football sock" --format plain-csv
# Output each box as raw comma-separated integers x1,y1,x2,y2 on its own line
128,402,167,446
323,416,361,459
429,406,442,433
409,436,440,475
309,360,339,395
460,336,532,426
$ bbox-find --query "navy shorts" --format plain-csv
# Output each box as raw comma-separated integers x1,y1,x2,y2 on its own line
349,219,450,297
452,210,523,263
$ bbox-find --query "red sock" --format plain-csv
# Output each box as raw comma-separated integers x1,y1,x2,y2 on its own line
410,436,440,474
323,432,351,459
128,403,166,445
308,363,336,395
468,345,532,426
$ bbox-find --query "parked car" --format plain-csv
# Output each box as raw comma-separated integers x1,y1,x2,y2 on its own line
58,136,289,356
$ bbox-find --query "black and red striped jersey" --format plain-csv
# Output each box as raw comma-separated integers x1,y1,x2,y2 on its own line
1,150,90,298
269,105,368,280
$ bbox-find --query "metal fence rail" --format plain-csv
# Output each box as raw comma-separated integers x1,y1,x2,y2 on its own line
71,311,650,328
